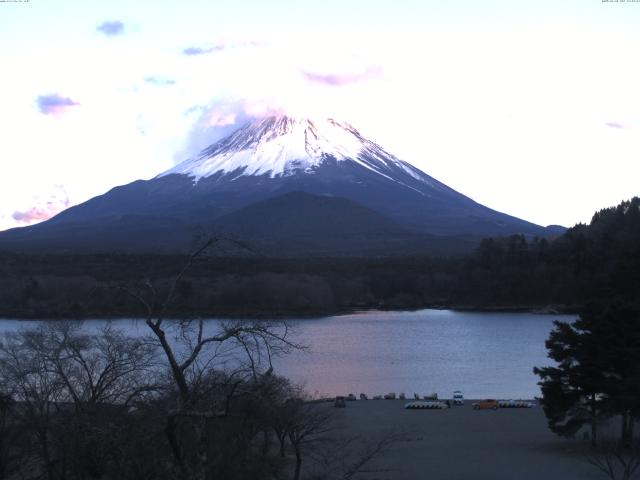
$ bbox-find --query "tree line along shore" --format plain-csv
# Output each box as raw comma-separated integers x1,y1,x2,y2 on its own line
0,197,638,319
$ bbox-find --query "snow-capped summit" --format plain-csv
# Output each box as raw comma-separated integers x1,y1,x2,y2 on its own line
160,116,429,186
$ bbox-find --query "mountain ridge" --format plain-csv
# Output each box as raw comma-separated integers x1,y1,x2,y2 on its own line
0,115,563,255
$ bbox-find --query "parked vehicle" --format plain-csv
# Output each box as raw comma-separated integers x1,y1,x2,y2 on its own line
359,393,368,400
347,393,357,401
334,396,346,408
453,390,464,406
472,399,499,410
384,392,396,400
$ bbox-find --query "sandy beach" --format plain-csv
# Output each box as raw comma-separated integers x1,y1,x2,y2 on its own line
325,399,603,480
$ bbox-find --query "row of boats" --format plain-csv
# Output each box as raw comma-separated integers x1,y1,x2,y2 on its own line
404,398,536,410
342,392,449,401
335,391,536,410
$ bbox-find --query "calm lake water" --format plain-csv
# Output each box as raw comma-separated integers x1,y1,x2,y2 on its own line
0,309,575,399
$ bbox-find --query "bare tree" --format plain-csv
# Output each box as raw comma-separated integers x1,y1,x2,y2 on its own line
585,429,640,480
285,401,334,480
0,330,68,480
120,238,303,480
271,396,299,459
310,432,400,480
0,322,159,480
586,438,640,480
275,397,400,480
0,392,19,480
28,322,159,410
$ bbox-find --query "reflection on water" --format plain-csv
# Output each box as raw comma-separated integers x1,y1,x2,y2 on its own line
278,310,575,398
0,310,575,399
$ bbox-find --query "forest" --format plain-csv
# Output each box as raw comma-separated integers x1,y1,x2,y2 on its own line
0,197,638,319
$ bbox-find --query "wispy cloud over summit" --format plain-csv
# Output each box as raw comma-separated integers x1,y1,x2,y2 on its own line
301,65,382,86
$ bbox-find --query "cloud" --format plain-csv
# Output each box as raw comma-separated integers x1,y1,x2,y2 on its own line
162,40,387,167
182,40,264,56
11,186,70,225
182,46,217,56
173,62,378,162
36,94,79,116
605,121,626,129
12,207,56,223
144,76,176,86
207,106,237,127
301,65,382,86
173,99,266,163
96,20,125,36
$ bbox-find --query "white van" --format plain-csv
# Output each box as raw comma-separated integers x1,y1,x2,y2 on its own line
453,390,464,406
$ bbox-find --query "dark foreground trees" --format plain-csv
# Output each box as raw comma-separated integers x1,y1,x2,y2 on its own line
585,436,640,480
0,392,17,480
0,321,393,480
534,303,640,448
0,322,158,480
0,241,397,479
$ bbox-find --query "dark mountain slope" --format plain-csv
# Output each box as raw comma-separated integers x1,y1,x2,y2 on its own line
209,191,477,256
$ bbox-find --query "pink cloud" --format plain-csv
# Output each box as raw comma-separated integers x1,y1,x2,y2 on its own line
12,207,57,223
12,187,70,224
242,99,286,118
208,108,237,127
37,94,79,117
301,65,382,86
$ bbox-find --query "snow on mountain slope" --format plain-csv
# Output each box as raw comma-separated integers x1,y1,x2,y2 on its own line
160,116,438,190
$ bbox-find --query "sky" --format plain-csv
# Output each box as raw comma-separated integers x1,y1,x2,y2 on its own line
0,0,639,231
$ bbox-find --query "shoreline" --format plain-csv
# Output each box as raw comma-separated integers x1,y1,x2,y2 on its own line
0,304,579,322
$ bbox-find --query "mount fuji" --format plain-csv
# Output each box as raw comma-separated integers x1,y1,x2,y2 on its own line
0,116,562,255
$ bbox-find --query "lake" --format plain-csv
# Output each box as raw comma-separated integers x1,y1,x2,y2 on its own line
0,309,575,399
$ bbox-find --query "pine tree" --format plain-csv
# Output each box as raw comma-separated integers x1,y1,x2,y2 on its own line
590,303,640,446
534,318,607,446
535,302,640,446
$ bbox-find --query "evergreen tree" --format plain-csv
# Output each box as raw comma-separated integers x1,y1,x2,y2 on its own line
534,318,607,446
535,303,640,446
590,303,640,446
